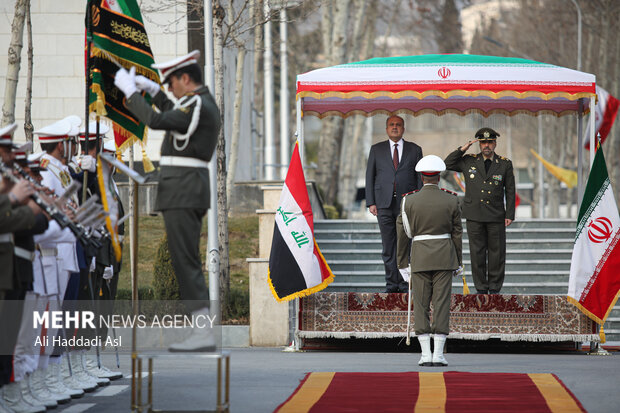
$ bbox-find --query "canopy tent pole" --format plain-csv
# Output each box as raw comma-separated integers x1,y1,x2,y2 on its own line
296,98,304,167
577,99,584,205
537,116,544,218
589,96,596,166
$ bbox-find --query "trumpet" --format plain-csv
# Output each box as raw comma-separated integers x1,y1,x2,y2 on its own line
0,161,102,248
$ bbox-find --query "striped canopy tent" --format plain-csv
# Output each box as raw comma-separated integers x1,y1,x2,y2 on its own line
295,53,597,197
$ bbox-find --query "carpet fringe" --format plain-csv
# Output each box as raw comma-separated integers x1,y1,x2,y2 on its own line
298,331,600,342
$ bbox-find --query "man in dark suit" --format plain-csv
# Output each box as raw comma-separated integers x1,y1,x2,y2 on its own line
444,127,516,294
365,115,423,293
115,50,221,351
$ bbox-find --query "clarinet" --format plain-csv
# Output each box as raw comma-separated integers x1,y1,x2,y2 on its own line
0,161,101,248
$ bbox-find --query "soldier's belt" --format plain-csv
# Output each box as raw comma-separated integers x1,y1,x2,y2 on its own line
0,233,13,243
14,246,35,261
412,233,450,241
38,247,58,257
160,156,209,168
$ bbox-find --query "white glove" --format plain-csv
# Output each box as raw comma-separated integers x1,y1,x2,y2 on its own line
453,265,464,278
89,257,96,273
399,268,411,283
102,265,114,280
114,67,137,97
135,75,161,97
80,155,96,172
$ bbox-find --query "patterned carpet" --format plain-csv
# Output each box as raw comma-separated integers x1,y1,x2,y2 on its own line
299,292,598,342
274,371,586,413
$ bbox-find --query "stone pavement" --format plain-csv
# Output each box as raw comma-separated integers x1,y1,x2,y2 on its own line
58,345,619,412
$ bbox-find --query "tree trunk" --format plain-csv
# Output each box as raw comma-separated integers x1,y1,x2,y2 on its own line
315,0,350,206
2,0,28,126
24,0,33,142
225,48,245,202
213,1,230,309
225,0,247,202
251,0,263,179
320,1,332,61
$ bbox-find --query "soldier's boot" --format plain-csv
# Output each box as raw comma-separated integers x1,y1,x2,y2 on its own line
168,307,216,352
432,334,448,367
46,362,83,399
31,369,70,405
61,355,96,393
1,382,46,413
417,334,433,366
78,353,109,387
0,388,13,413
20,375,56,410
85,356,122,380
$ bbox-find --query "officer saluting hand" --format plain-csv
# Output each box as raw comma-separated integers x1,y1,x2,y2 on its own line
444,128,516,294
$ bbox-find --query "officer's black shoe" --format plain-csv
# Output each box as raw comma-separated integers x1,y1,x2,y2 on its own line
476,289,489,294
489,290,500,294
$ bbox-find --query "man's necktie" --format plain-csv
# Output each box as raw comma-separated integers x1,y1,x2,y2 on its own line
393,144,399,169
485,158,491,173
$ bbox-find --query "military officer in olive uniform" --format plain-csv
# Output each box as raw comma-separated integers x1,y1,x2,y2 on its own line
444,128,515,294
396,155,462,367
115,50,220,352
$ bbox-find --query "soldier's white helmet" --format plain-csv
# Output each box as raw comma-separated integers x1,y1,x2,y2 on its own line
415,155,446,175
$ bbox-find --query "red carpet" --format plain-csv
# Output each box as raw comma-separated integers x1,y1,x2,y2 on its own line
274,372,586,413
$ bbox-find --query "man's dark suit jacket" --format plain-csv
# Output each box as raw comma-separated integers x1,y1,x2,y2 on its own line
365,140,423,208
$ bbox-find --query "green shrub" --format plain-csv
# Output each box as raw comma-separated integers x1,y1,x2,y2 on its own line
223,286,249,324
152,235,181,301
323,204,340,219
115,287,155,301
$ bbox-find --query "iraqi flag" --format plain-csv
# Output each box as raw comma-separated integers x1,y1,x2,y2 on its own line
268,142,334,301
567,145,620,337
584,86,620,149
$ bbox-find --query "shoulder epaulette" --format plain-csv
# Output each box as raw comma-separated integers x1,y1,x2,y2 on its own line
402,189,420,197
465,153,476,157
498,155,508,161
441,188,457,196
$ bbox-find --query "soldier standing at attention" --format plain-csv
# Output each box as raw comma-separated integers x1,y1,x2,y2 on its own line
114,50,221,352
396,155,462,367
444,128,516,294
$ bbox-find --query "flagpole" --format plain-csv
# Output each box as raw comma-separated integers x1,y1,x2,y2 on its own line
204,0,220,320
84,0,93,204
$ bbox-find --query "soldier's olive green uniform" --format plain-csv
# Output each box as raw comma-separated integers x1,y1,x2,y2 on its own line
127,87,220,310
444,148,515,293
0,194,36,295
396,185,462,335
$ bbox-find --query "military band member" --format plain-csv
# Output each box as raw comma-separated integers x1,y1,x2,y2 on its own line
444,128,515,294
114,50,221,352
397,155,462,367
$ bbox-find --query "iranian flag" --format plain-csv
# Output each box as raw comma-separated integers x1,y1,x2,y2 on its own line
567,145,620,330
268,142,334,301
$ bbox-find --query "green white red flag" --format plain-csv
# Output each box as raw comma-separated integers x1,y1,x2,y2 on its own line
268,142,334,301
567,145,620,334
86,0,159,169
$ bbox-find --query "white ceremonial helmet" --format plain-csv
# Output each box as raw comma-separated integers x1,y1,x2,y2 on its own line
152,50,200,83
415,155,446,176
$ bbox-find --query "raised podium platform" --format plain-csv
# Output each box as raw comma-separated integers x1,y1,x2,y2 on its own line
298,292,598,343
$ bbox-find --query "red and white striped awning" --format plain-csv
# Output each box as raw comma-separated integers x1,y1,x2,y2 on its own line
296,54,596,118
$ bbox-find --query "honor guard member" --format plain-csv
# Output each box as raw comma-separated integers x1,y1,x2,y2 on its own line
35,119,80,298
396,155,462,367
444,128,515,294
115,50,221,352
0,124,47,412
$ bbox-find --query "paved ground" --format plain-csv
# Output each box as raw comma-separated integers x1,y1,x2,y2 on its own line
58,345,620,413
